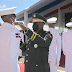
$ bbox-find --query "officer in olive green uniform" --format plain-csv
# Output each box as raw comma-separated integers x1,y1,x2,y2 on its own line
14,14,53,72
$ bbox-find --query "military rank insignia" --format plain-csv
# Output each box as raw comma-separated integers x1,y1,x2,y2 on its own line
34,44,38,48
15,33,20,38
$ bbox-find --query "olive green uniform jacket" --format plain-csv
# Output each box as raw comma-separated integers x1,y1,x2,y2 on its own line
24,28,53,72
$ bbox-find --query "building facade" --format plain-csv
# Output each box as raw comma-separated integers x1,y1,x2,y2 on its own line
16,0,72,33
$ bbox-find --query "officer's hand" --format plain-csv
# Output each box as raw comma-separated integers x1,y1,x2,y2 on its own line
14,21,24,25
14,21,27,31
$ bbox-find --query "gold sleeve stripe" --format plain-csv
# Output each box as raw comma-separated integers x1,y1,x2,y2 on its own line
30,33,35,40
32,33,36,41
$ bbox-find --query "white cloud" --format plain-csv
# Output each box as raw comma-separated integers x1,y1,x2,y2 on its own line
2,5,6,8
0,5,6,9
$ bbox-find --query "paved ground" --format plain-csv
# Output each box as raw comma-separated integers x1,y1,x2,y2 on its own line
57,66,65,72
19,56,65,72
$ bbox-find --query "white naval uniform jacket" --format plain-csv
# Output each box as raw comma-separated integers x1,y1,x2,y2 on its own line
0,22,20,72
62,30,72,55
48,28,61,63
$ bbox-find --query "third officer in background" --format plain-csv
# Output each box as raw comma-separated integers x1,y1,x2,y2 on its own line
47,17,61,72
14,13,53,72
62,22,72,72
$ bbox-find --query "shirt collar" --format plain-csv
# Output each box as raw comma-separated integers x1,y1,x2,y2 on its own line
49,27,54,30
2,22,15,28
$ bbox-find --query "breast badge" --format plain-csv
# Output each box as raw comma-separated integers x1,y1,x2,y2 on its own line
34,44,38,48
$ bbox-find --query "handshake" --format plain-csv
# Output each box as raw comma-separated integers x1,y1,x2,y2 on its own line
13,21,27,31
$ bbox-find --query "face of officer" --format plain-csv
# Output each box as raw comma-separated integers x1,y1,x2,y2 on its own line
1,14,16,24
48,23,56,28
67,27,72,30
32,22,44,33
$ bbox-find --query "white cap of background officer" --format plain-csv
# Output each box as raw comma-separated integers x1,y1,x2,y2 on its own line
47,17,57,24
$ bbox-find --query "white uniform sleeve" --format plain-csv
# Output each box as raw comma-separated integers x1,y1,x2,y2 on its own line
62,33,65,55
10,29,20,72
57,32,61,62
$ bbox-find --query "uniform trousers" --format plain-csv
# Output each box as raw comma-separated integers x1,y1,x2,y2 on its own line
49,61,57,72
25,63,50,72
65,54,72,72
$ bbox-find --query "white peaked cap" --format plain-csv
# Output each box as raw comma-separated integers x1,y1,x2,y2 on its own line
47,17,57,24
0,7,16,16
66,22,72,27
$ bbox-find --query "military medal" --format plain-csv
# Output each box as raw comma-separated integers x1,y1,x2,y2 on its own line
34,44,38,48
15,33,20,38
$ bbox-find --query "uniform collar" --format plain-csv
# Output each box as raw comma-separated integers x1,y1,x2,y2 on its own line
38,29,44,34
49,27,54,30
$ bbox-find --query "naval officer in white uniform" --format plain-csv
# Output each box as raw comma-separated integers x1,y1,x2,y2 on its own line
0,7,20,72
62,22,72,72
47,17,61,72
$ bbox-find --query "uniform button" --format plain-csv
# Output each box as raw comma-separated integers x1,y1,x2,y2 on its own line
34,44,38,48
26,60,28,62
36,65,38,67
26,54,28,56
27,48,29,50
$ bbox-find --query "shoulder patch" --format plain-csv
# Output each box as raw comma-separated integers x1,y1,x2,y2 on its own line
15,33,20,38
48,33,52,38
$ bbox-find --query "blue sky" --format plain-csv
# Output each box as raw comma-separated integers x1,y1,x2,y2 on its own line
0,0,40,22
